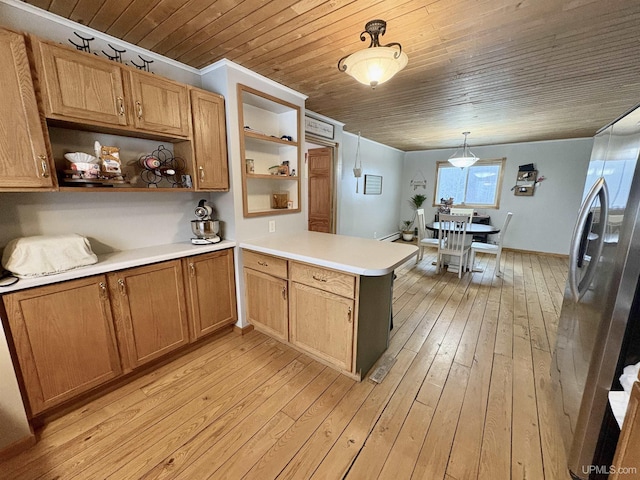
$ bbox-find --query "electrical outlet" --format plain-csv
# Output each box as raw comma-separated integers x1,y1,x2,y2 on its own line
268,220,276,233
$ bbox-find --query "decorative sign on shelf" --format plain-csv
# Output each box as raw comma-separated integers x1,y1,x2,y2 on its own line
305,116,334,139
364,174,383,195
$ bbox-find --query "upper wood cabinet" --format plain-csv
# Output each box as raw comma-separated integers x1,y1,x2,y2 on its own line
34,39,127,127
125,70,190,137
108,260,190,371
0,28,55,189
33,38,189,140
184,249,237,340
190,88,229,190
2,275,122,416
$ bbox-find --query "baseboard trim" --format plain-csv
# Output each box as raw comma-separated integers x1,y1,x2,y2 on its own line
0,432,36,460
501,247,568,258
378,232,400,242
234,324,255,335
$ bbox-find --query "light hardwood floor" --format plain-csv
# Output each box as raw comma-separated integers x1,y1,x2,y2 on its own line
1,250,572,480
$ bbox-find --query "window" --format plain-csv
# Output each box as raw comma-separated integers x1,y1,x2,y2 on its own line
434,158,505,208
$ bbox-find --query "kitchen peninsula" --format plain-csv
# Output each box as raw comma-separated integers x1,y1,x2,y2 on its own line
240,231,417,379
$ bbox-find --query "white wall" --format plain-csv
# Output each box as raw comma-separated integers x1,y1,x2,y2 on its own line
402,138,594,254
338,133,405,240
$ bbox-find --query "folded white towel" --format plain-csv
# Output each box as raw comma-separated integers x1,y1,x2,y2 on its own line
2,234,98,278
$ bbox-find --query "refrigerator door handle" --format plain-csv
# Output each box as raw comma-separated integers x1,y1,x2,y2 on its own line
569,177,609,302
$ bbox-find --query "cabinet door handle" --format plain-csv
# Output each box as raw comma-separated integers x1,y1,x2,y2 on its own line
99,281,108,299
199,165,205,181
117,278,126,296
312,274,327,282
347,306,352,323
282,285,287,300
189,262,195,277
257,261,268,267
135,101,143,119
38,155,49,178
116,96,125,116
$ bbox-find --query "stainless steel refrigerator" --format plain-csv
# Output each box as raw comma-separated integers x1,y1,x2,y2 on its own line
552,103,640,479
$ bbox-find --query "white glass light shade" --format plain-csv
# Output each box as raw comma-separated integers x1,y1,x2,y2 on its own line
448,156,478,168
342,47,408,87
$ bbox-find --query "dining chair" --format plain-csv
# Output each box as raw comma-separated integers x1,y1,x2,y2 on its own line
470,212,513,277
415,208,440,263
436,213,473,278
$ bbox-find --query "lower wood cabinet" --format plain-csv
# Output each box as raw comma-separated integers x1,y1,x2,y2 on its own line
3,276,121,416
289,282,354,371
184,249,237,340
108,260,190,372
2,249,237,417
243,267,288,342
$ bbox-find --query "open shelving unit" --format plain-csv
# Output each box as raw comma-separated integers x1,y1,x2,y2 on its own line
237,84,301,217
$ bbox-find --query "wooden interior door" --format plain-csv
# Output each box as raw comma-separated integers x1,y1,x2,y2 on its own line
308,147,334,233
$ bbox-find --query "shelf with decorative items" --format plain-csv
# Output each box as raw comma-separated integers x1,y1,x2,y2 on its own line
238,84,301,217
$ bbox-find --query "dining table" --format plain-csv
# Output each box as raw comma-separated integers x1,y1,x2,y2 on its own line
425,222,501,272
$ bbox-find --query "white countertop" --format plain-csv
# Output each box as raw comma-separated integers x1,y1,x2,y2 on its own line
0,240,236,293
240,231,418,276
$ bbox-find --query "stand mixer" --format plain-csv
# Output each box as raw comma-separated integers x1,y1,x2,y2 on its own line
191,199,221,244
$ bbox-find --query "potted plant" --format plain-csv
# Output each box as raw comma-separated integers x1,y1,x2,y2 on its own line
409,193,427,211
400,220,415,241
408,193,427,235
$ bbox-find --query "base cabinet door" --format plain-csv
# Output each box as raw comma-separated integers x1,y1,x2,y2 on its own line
3,276,121,416
289,282,354,371
185,249,237,340
0,29,55,188
244,268,288,341
109,260,189,371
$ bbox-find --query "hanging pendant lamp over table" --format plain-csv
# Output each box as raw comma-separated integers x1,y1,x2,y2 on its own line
354,131,363,193
337,19,408,88
448,132,478,168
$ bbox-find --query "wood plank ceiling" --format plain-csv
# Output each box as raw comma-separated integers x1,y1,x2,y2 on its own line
25,0,640,151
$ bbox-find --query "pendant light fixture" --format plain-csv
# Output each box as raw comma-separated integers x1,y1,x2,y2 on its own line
337,19,408,88
448,132,478,168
